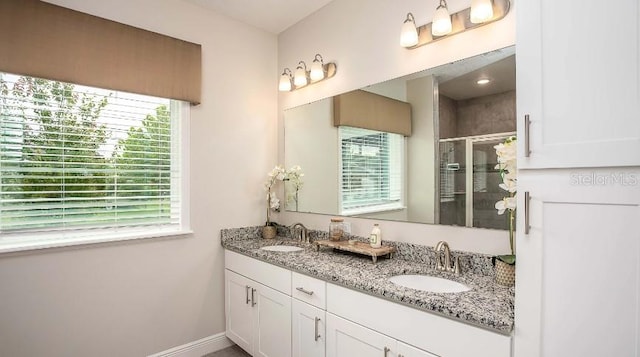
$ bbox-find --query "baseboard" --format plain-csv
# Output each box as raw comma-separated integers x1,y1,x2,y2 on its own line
148,332,234,357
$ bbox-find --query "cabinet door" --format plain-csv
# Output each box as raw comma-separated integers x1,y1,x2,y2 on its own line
326,313,396,357
253,282,292,357
514,169,640,357
225,269,254,354
292,299,325,357
397,341,437,357
517,0,640,168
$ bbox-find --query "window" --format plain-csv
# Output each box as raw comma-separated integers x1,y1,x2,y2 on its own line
0,72,189,252
339,126,404,215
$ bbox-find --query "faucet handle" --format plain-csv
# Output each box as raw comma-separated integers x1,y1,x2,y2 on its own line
453,256,461,276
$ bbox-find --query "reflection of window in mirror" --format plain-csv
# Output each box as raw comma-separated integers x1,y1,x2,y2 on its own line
339,126,405,216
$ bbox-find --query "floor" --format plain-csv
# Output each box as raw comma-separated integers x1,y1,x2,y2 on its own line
203,344,250,357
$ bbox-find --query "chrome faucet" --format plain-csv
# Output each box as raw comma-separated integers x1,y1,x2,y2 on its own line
291,223,309,243
435,241,461,275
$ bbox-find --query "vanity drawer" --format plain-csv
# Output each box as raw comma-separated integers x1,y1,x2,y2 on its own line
292,272,326,309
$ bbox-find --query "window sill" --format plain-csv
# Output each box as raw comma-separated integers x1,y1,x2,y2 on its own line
342,203,406,216
0,227,193,254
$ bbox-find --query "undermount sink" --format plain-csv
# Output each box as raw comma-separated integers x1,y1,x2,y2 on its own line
388,274,470,293
260,245,304,252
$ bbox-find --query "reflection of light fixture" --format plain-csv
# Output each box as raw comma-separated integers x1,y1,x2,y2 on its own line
294,61,308,87
279,68,293,91
400,13,419,47
432,0,452,36
310,54,326,81
470,0,494,23
400,0,511,49
278,54,338,92
477,78,491,85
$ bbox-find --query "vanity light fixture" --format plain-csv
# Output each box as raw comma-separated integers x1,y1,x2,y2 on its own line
470,0,494,23
400,0,511,49
279,54,337,92
294,61,309,87
279,68,293,92
400,13,419,47
432,0,452,37
310,54,326,81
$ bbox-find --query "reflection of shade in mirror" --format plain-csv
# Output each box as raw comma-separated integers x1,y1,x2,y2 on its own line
284,46,516,230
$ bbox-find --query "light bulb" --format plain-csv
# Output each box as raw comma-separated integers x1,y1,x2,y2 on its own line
470,0,494,23
294,64,308,87
432,4,452,36
400,14,419,47
310,59,325,81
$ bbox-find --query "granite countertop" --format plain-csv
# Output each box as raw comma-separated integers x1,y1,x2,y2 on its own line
221,228,514,335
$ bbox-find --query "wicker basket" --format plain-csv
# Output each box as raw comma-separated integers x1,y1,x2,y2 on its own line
261,225,276,239
495,259,516,286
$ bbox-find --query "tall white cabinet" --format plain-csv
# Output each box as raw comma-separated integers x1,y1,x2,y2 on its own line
515,0,640,356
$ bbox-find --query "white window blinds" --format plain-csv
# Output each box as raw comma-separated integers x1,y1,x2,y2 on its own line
0,72,185,241
339,126,404,214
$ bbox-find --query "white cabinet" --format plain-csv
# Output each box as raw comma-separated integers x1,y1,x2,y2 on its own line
516,0,640,169
326,313,437,357
327,283,511,357
225,251,292,357
225,269,255,353
514,170,640,357
326,313,396,357
292,299,325,357
515,0,640,356
225,269,292,357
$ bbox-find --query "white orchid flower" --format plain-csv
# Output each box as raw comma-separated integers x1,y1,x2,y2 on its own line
499,178,517,193
495,195,517,215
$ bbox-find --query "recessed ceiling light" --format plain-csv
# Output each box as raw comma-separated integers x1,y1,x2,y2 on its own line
476,78,491,85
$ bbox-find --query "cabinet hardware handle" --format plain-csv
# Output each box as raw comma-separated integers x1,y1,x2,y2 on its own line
245,285,251,305
383,347,390,357
251,288,256,307
296,287,314,296
524,114,531,157
524,191,531,235
398,355,405,357
314,317,321,341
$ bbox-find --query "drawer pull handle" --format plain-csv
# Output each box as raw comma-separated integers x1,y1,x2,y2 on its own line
383,347,390,357
524,191,531,235
251,288,256,307
296,287,314,296
314,317,321,341
524,114,531,157
245,285,251,305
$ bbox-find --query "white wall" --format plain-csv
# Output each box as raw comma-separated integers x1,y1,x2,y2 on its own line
0,1,277,356
278,0,516,254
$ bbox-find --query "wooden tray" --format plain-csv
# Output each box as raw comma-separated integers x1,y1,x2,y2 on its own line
314,239,395,263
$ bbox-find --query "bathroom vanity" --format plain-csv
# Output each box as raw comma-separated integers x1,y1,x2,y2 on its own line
222,227,513,357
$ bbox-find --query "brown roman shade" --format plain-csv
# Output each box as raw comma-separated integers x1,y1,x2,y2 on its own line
333,90,412,136
0,0,202,105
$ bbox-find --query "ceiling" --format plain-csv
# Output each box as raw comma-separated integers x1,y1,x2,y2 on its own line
438,55,516,100
184,0,334,34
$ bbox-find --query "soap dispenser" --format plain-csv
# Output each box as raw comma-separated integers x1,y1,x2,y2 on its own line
370,223,382,248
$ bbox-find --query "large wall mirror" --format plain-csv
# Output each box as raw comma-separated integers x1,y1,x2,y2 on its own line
284,46,515,230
